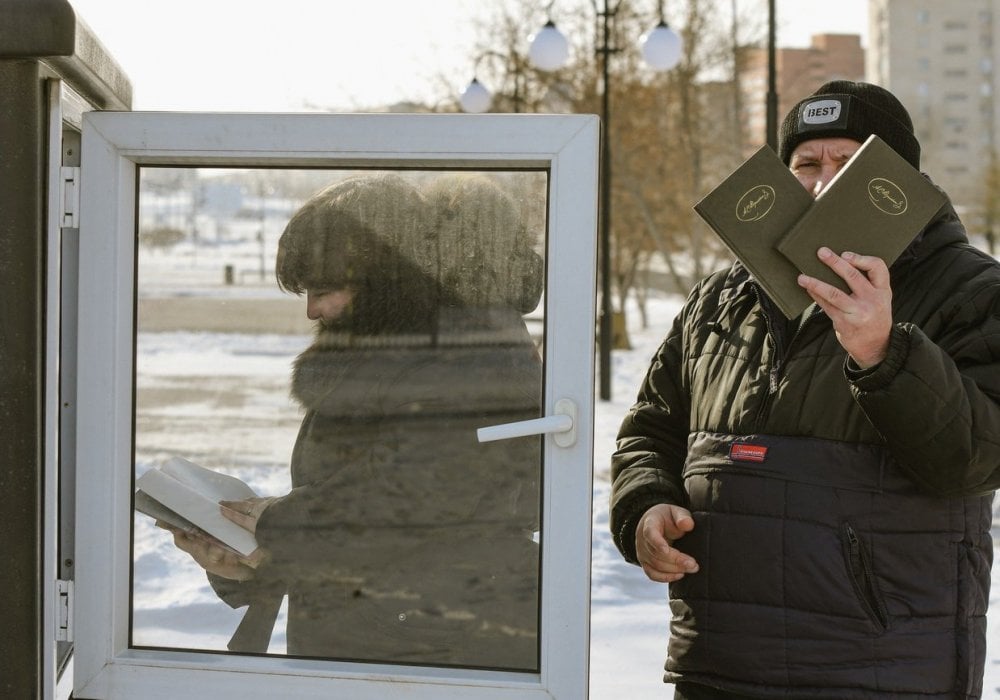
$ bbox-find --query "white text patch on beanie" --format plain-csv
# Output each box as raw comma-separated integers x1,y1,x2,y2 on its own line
797,97,852,134
802,99,842,124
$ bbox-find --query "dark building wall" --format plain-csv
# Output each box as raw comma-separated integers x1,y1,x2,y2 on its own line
0,1,131,696
0,57,47,700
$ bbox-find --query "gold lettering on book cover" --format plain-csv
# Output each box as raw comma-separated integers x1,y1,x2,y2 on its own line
867,177,908,216
736,185,775,222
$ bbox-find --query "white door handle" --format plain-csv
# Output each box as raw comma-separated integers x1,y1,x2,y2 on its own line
477,398,577,447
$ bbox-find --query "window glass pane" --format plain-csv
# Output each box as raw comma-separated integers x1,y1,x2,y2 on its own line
131,168,547,672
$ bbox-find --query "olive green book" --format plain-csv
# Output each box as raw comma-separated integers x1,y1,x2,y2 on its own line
694,144,815,319
775,135,946,296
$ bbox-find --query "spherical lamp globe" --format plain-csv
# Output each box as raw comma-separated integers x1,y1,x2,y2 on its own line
640,21,682,71
528,21,569,71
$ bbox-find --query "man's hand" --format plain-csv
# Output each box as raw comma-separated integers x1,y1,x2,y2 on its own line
635,504,699,583
797,247,893,369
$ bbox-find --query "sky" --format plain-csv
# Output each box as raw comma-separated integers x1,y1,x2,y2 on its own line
66,0,869,112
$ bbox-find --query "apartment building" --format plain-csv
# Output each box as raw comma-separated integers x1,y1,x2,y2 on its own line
868,0,999,236
740,33,865,157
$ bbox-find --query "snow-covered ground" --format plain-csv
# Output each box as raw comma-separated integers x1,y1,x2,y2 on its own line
589,295,683,698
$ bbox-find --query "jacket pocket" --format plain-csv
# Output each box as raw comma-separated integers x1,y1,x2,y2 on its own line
840,522,890,631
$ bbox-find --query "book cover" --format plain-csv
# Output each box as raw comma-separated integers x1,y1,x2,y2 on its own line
694,144,816,319
135,456,259,556
776,135,947,293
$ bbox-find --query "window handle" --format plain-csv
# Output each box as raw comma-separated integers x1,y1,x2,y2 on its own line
476,398,577,447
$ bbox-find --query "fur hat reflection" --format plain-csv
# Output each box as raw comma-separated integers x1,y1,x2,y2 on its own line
423,174,544,314
778,80,921,169
276,173,440,334
276,172,430,295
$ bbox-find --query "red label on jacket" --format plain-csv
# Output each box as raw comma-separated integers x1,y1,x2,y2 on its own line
729,443,768,463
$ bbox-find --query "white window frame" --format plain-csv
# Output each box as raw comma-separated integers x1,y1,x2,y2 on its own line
74,111,598,699
43,76,89,700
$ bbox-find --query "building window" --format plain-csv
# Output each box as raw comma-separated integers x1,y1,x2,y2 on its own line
944,117,967,132
916,9,930,24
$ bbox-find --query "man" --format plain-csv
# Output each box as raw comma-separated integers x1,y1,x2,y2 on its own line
610,81,1000,698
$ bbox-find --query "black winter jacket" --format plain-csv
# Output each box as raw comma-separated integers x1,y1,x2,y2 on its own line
611,198,1000,698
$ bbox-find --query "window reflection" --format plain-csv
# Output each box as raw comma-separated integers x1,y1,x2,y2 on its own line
131,168,546,671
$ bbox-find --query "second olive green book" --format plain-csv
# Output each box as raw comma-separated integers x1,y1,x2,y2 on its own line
775,135,946,296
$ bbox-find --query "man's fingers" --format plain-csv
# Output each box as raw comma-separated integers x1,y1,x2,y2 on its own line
815,247,891,293
634,504,700,583
639,542,699,581
673,511,695,534
815,247,869,295
841,251,890,287
798,273,850,309
641,562,689,584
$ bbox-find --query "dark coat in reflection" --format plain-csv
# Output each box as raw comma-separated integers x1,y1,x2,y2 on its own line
258,306,541,668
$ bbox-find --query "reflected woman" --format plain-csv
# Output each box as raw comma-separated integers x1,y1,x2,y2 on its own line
164,172,544,670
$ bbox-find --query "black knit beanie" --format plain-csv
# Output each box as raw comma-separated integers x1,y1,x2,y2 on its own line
778,80,921,169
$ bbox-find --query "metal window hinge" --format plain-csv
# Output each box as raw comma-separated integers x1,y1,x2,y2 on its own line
56,579,73,642
60,166,80,229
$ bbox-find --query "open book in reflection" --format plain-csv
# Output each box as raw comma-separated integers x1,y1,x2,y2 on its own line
135,456,259,557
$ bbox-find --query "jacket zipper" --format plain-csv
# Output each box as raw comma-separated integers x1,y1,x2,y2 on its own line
753,288,789,428
751,287,821,429
843,523,889,630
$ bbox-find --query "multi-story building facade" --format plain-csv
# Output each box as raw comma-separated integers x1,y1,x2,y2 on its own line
868,0,999,241
740,33,865,157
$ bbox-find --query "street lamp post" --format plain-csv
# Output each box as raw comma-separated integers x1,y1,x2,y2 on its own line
766,0,778,149
595,0,618,404
528,1,681,401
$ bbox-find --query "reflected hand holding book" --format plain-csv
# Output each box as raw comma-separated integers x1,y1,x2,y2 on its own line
135,456,260,557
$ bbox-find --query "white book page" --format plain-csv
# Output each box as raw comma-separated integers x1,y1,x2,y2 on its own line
135,459,259,556
160,456,258,501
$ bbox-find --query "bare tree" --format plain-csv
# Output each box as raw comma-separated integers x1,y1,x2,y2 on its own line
610,0,751,330
465,0,765,338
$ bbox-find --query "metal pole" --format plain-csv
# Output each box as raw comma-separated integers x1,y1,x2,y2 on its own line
766,0,778,150
597,0,615,401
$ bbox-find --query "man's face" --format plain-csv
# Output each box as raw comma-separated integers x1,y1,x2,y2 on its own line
789,136,863,198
